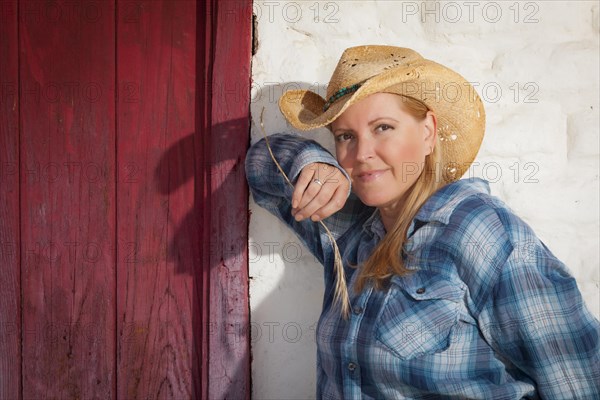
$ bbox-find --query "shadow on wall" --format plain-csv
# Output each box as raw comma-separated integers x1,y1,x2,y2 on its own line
153,115,248,399
248,82,342,399
149,81,337,399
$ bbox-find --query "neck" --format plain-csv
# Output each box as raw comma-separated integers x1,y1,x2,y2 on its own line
378,202,403,233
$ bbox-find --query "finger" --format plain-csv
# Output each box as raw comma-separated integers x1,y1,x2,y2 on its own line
318,164,342,186
294,165,329,212
295,182,337,221
310,185,348,221
297,177,328,211
292,165,317,209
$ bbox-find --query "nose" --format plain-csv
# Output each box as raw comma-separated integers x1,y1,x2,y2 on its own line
354,134,375,162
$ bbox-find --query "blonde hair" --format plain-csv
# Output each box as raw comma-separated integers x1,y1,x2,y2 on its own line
349,95,445,293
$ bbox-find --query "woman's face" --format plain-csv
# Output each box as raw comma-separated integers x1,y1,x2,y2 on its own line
331,93,437,210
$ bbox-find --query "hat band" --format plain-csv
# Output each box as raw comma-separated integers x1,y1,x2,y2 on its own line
323,82,363,112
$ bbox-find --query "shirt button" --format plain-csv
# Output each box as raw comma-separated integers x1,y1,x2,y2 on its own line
348,362,357,371
416,287,426,294
353,306,363,315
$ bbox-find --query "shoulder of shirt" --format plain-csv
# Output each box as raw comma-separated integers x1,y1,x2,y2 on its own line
416,177,495,224
418,178,551,312
415,177,535,245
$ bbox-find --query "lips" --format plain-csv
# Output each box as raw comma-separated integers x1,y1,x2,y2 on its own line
355,169,388,182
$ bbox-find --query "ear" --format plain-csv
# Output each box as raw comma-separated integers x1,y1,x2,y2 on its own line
422,111,437,154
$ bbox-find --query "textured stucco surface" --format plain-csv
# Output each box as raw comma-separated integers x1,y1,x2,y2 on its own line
249,1,599,398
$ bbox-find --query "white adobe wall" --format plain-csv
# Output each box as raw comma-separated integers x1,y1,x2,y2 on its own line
248,1,599,399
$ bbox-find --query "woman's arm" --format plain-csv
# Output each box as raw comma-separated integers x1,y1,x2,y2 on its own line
478,242,600,398
451,194,600,398
245,132,370,267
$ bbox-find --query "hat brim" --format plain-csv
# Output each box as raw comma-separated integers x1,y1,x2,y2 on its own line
278,59,486,182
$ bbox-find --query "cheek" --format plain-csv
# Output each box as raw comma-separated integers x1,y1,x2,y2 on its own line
385,142,426,179
389,139,424,162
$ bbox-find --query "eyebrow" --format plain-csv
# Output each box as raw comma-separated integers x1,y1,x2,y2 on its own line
368,117,399,125
333,117,399,134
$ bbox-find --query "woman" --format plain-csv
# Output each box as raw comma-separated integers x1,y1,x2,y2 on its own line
245,45,599,399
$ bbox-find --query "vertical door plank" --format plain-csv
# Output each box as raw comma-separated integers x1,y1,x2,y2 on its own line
0,0,21,398
195,1,214,397
19,0,116,398
207,1,252,398
116,1,201,398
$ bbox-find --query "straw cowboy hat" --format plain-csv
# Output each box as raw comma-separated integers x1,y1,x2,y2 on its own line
278,45,486,182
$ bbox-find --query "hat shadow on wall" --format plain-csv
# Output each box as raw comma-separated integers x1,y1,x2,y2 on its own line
152,115,247,398
152,81,337,399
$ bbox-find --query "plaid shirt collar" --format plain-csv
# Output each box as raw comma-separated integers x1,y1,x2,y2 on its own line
362,178,492,239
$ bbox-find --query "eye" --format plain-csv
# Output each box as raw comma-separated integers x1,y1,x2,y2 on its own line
376,124,393,132
335,132,353,142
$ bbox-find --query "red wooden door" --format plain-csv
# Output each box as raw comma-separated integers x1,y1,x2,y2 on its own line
0,1,251,398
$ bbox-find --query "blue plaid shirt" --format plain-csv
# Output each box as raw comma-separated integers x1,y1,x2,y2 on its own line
246,133,600,399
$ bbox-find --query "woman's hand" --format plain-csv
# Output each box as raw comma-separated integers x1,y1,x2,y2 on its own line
291,162,350,222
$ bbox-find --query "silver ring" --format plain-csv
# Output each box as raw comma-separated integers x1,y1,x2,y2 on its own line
313,178,323,186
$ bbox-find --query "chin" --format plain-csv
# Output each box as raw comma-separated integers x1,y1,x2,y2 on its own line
356,192,390,207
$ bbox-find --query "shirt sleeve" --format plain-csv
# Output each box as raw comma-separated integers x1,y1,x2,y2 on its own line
245,132,369,267
472,209,600,398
